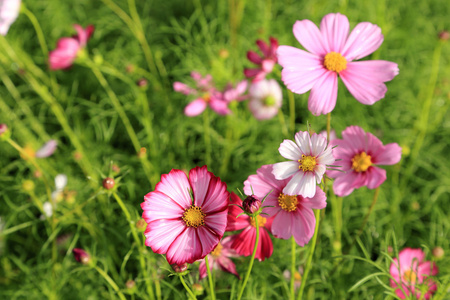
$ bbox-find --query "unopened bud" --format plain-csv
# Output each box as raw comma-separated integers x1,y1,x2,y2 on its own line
73,152,82,161
192,283,204,295
242,195,261,214
432,246,444,260
73,248,91,265
126,64,135,74
112,164,120,174
387,246,393,255
137,78,148,88
22,180,35,192
0,124,8,138
102,177,115,190
219,49,229,59
438,31,450,41
33,170,42,178
136,219,147,231
126,279,136,289
171,263,188,273
138,147,147,158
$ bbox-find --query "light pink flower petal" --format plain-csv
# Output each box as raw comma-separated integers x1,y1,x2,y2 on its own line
173,82,195,95
154,169,191,209
292,208,315,246
332,171,360,197
373,143,402,165
184,98,207,117
283,171,316,198
341,126,368,153
279,139,302,161
418,261,439,278
35,140,58,158
308,70,338,116
293,19,327,56
272,161,299,180
209,98,231,116
144,219,186,254
166,227,203,265
317,148,335,166
320,13,349,53
271,210,293,240
49,38,80,70
217,256,240,279
262,59,275,73
342,22,384,61
398,248,425,272
301,187,327,209
278,46,326,94
310,133,327,156
294,131,312,155
74,24,94,47
142,191,185,222
197,226,221,257
366,166,386,189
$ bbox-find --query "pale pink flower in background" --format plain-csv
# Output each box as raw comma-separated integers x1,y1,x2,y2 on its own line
272,131,335,197
0,0,21,35
198,236,240,280
245,37,279,82
277,13,399,115
319,129,337,142
390,248,438,299
244,164,326,246
35,140,57,158
248,79,282,120
141,166,229,265
328,126,401,197
49,24,94,70
174,72,230,117
221,80,248,103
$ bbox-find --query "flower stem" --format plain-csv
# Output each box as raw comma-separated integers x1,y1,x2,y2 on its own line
290,236,296,300
296,209,320,300
237,216,259,300
94,266,127,300
203,109,212,166
179,274,197,300
278,110,289,138
287,91,296,135
205,255,216,300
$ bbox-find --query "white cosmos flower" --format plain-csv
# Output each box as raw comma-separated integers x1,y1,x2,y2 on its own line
0,0,21,36
248,79,282,120
272,131,335,197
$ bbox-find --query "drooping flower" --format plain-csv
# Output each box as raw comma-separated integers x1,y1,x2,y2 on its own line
174,72,230,117
49,24,94,70
277,13,399,116
198,236,240,280
35,140,57,158
248,79,283,120
141,166,229,265
226,192,273,261
0,0,21,36
328,126,401,197
390,248,438,299
244,37,278,82
244,164,326,246
272,130,335,198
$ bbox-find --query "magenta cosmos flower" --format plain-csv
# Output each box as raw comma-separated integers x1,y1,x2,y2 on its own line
174,72,230,117
0,0,21,35
198,236,240,280
244,164,326,246
141,166,229,265
272,130,335,198
248,79,283,120
245,37,279,82
226,192,273,261
390,248,438,299
49,24,94,70
277,13,399,116
328,126,401,197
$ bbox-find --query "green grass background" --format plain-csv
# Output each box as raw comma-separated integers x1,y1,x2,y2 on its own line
0,0,449,299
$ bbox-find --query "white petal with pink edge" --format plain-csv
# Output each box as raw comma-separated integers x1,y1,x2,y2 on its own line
142,191,184,222
272,161,299,180
155,169,191,209
279,139,302,161
294,131,312,155
166,227,203,265
144,219,186,255
203,210,227,237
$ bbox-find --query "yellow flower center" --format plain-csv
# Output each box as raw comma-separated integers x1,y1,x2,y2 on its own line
278,193,298,212
202,93,211,102
298,155,317,172
250,215,267,228
351,152,372,172
182,205,206,228
211,243,223,258
323,52,347,73
21,145,36,160
402,269,417,284
294,271,302,281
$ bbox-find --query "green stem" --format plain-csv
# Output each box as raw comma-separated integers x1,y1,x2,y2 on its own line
288,91,296,135
296,209,320,300
290,236,296,300
94,266,127,300
179,275,197,300
203,110,211,166
278,110,289,138
205,255,216,300
237,216,260,300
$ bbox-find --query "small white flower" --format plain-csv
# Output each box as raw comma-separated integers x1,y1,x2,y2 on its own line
248,79,282,120
42,202,53,218
0,0,21,36
51,174,67,201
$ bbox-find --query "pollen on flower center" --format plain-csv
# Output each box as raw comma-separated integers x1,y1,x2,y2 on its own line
250,215,267,228
402,269,417,283
278,193,298,212
324,52,347,73
352,152,372,172
182,205,206,228
202,93,211,102
298,155,317,172
211,242,223,258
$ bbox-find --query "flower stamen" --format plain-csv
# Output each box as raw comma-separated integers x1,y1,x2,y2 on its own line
402,269,417,284
182,205,206,228
250,215,267,228
298,155,317,172
278,193,298,212
352,152,372,172
211,243,223,258
324,52,347,73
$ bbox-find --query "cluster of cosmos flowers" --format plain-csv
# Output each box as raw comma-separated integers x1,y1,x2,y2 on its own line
0,2,441,298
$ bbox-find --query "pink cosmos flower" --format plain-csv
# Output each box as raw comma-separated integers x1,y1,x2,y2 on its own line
277,13,399,116
221,80,248,103
198,236,240,280
390,248,438,299
244,164,326,246
141,166,229,265
248,79,283,120
319,129,337,142
244,37,278,82
35,140,57,158
0,0,21,36
174,72,230,117
327,126,402,197
272,131,335,198
226,192,273,261
49,24,94,70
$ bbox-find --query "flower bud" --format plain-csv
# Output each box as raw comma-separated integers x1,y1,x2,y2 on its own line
22,180,35,192
242,195,261,214
438,30,450,41
137,78,148,88
126,279,136,289
432,246,444,260
171,263,188,273
0,124,8,137
136,218,147,231
73,248,91,265
102,177,115,190
192,283,204,295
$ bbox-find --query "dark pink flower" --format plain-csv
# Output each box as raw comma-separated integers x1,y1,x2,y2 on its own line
226,193,273,261
244,37,278,82
198,236,240,280
244,164,326,246
73,248,90,264
49,24,94,70
328,126,402,197
390,248,438,299
141,166,229,265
